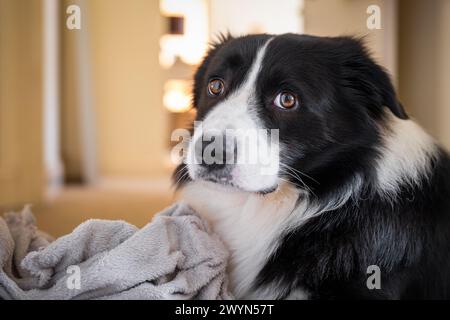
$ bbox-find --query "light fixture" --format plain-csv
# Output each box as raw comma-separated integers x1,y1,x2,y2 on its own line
159,0,208,68
163,79,192,113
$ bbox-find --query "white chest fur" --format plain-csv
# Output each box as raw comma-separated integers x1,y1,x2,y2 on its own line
180,180,302,299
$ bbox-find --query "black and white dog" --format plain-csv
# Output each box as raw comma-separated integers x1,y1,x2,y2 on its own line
174,34,450,299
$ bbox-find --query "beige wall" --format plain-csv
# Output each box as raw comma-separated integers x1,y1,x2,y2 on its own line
304,0,397,80
62,0,168,179
0,0,45,207
210,0,303,35
398,0,450,150
441,0,450,150
61,0,83,181
89,0,167,178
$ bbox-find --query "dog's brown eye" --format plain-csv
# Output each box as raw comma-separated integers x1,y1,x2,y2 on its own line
208,79,225,96
274,92,297,109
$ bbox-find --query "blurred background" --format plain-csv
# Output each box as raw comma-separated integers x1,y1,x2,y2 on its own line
0,0,449,236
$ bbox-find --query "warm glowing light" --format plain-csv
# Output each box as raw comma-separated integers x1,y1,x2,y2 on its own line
163,80,192,113
159,0,208,67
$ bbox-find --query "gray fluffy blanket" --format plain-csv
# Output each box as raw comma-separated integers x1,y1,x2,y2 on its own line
0,203,232,300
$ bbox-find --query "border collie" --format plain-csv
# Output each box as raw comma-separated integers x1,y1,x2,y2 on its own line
174,34,450,299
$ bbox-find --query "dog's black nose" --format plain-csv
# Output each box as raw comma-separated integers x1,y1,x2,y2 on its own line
195,133,237,171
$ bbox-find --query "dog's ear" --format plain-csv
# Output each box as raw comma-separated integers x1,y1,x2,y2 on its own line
338,37,408,119
192,33,234,109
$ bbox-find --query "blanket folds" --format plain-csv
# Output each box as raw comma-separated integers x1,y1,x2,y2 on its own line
0,203,232,300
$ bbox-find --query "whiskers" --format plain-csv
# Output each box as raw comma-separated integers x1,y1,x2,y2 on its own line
173,165,190,187
279,163,319,199
174,162,320,200
280,163,319,184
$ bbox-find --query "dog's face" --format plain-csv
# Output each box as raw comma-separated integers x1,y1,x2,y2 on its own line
180,34,407,194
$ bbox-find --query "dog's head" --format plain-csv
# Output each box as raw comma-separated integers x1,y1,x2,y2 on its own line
175,34,407,195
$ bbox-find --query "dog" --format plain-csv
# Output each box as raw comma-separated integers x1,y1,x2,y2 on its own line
173,34,450,299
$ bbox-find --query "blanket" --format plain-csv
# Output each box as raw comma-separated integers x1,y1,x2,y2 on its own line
0,203,232,300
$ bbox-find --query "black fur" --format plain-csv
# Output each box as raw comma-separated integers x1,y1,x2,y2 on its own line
174,34,450,299
257,148,450,299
